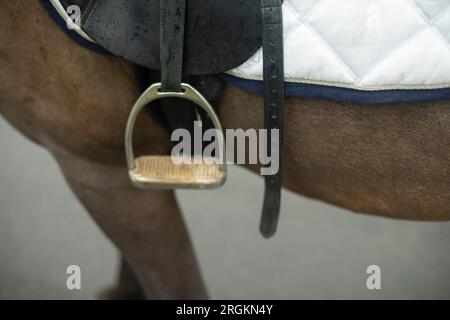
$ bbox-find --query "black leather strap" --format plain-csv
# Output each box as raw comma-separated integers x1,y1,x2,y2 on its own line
160,0,186,92
260,0,284,238
158,0,222,160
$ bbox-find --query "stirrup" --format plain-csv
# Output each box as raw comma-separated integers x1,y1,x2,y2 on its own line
125,83,227,190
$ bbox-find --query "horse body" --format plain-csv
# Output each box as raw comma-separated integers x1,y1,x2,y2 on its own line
1,0,450,299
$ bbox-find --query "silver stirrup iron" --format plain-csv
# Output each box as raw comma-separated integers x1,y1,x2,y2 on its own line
125,83,227,190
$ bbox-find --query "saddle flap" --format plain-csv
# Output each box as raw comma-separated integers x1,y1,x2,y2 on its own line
66,0,263,75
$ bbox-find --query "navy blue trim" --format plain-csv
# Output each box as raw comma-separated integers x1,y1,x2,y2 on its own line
38,0,112,56
220,74,450,104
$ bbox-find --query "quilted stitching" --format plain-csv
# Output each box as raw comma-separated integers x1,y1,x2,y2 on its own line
228,0,450,91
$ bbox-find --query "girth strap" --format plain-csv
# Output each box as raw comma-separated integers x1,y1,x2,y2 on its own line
260,0,284,238
160,0,186,92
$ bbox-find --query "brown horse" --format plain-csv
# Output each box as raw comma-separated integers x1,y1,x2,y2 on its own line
1,0,450,299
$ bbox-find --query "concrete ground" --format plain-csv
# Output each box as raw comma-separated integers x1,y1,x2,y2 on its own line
1,116,450,299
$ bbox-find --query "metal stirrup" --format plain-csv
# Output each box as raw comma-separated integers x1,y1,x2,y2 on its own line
124,0,226,190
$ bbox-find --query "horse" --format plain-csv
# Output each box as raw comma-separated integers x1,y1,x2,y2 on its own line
1,0,450,299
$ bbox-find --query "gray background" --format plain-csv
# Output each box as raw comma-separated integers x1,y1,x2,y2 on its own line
1,116,449,300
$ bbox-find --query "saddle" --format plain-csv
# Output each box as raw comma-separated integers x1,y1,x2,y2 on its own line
59,0,263,75
53,0,284,238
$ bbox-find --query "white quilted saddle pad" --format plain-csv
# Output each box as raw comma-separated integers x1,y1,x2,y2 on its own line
228,0,450,91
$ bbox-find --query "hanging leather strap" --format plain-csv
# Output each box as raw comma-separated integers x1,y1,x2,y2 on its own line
160,0,186,92
260,0,284,238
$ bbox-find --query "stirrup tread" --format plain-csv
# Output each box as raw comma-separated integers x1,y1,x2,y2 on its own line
129,156,225,189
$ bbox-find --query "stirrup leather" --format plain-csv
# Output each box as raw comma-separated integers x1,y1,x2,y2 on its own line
125,83,226,190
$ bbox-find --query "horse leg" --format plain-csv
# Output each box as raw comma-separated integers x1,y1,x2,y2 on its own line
0,0,206,299
98,258,146,300
45,140,207,299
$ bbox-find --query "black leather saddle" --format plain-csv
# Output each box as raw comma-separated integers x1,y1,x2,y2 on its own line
59,0,263,75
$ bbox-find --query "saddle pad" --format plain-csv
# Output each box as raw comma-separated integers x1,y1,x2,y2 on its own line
43,0,450,103
228,0,450,92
